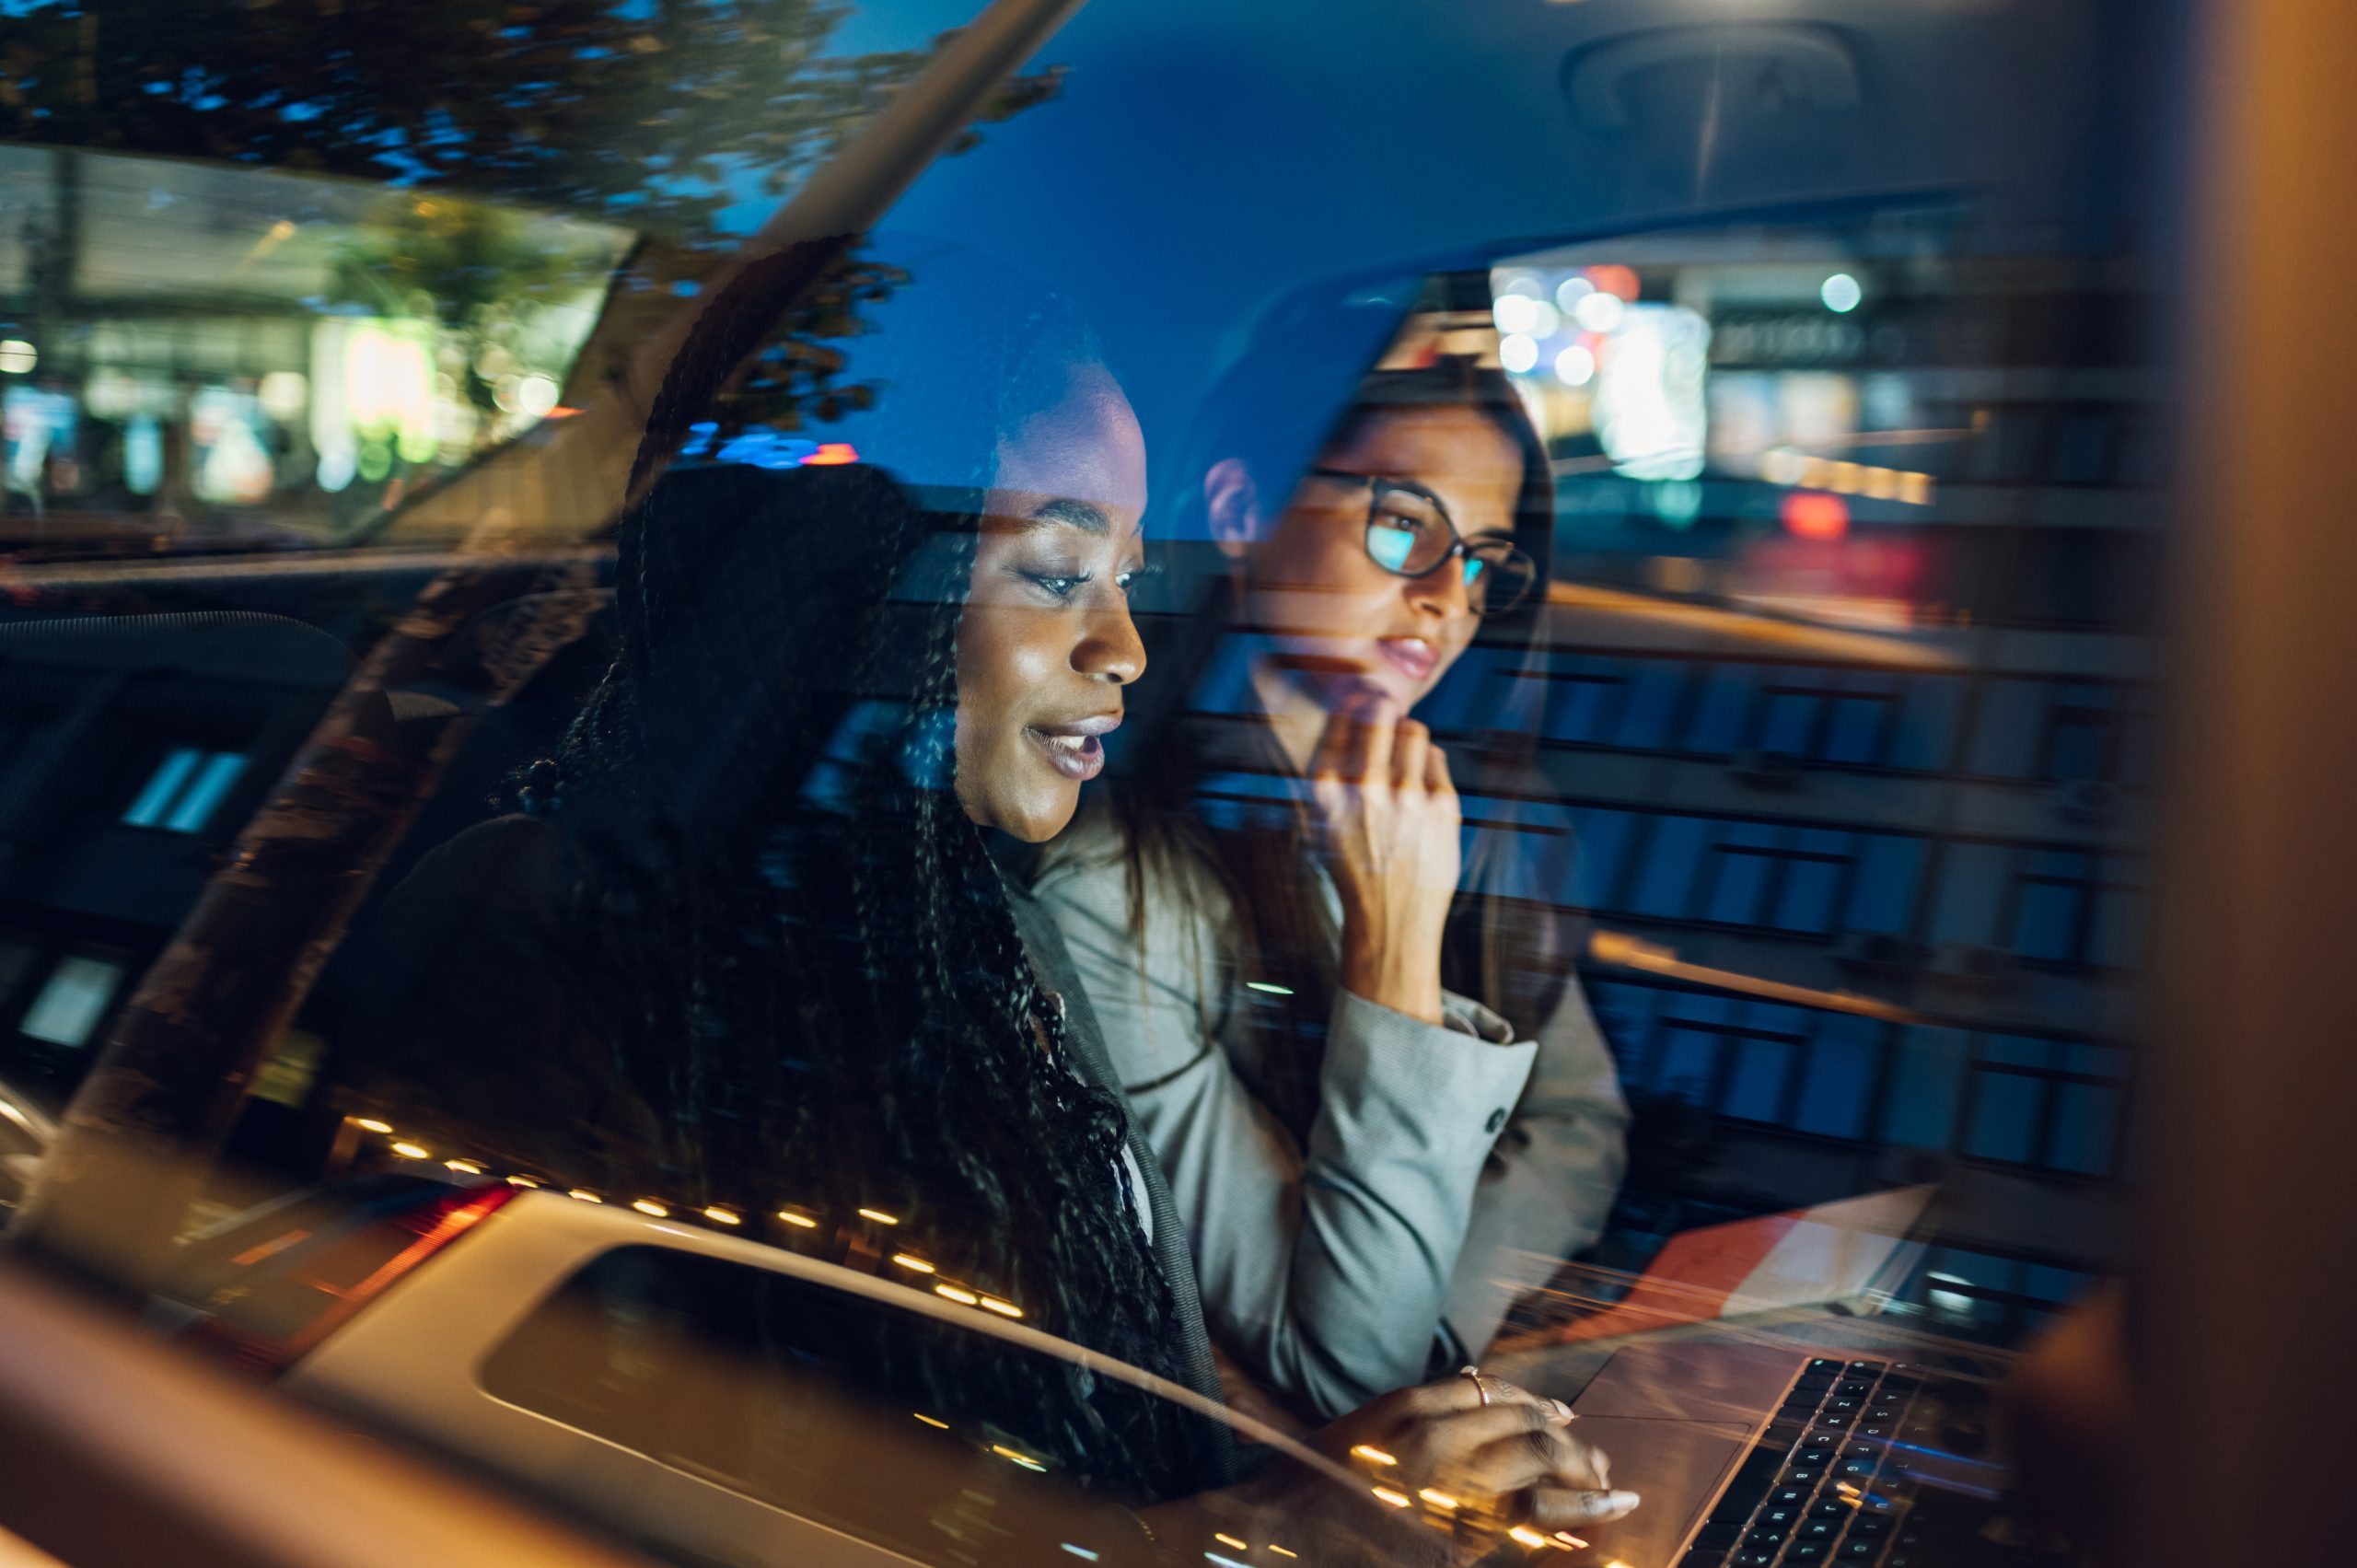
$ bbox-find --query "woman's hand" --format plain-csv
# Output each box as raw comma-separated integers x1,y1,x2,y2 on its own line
1144,1374,1635,1568
1300,1374,1637,1536
1308,695,1461,1026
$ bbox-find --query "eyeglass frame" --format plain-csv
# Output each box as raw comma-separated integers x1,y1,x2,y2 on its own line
1306,466,1539,616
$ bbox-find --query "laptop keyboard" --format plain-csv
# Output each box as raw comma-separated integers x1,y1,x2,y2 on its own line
1678,1357,1923,1568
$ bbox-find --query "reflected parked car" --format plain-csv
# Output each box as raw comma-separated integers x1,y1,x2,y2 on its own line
150,1172,1422,1568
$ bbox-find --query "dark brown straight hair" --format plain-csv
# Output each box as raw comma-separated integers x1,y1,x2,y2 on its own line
1074,348,1568,1140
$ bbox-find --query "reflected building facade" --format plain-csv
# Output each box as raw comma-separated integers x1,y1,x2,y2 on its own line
1429,226,2155,1342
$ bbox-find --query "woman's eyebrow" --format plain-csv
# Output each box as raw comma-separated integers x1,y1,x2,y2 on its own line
1028,497,1111,534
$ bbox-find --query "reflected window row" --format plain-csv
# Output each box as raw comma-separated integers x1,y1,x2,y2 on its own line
1591,978,2131,1179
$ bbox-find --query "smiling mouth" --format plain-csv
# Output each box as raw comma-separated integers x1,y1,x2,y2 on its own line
1376,636,1437,684
1026,714,1120,783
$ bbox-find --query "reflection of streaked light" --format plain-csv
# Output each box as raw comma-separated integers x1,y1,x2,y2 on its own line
1418,1489,1460,1510
1554,1535,1586,1550
633,1198,668,1218
1373,1486,1412,1508
390,1143,429,1160
1500,334,1539,375
935,1284,980,1306
445,1159,483,1175
1269,1549,1297,1560
1822,273,1864,313
1246,981,1294,995
981,1297,1024,1318
991,1444,1046,1471
355,1118,393,1133
857,1207,900,1225
915,1412,949,1429
804,442,859,466
569,1189,604,1203
1352,1445,1399,1466
166,753,247,833
0,341,36,375
1214,1535,1248,1551
1554,344,1596,388
778,1210,818,1228
892,1254,937,1273
1062,1547,1098,1562
506,1175,542,1189
1510,1527,1550,1549
703,1206,741,1225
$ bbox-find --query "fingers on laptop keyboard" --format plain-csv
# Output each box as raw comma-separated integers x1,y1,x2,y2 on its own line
1523,1485,1642,1529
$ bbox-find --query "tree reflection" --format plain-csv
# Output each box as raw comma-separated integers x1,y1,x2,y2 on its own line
0,1,1056,250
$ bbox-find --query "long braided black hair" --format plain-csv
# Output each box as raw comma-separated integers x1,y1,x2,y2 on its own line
520,240,1215,1498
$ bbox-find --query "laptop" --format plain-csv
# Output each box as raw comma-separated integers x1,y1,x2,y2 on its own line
1544,1338,2022,1568
1486,1191,2052,1567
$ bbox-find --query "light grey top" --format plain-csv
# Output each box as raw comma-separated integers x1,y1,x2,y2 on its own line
1034,807,1630,1418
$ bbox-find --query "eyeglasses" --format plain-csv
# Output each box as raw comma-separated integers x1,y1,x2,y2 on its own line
1307,467,1539,617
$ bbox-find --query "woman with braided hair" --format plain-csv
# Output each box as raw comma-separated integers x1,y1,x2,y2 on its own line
347,240,1631,1531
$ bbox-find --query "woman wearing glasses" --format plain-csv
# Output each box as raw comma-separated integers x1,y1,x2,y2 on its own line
1034,303,1629,1420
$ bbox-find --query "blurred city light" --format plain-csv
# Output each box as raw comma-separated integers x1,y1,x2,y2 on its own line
1572,291,1625,333
1821,273,1864,312
1782,491,1851,540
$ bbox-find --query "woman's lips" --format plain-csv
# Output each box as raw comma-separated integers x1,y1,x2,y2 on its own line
1026,713,1120,783
1376,636,1437,685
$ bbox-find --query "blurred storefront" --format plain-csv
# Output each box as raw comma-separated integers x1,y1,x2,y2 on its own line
0,145,631,547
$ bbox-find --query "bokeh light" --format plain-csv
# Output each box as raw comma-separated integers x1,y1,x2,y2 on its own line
1782,490,1851,540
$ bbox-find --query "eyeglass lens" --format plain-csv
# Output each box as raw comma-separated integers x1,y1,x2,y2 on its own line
1365,490,1536,614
